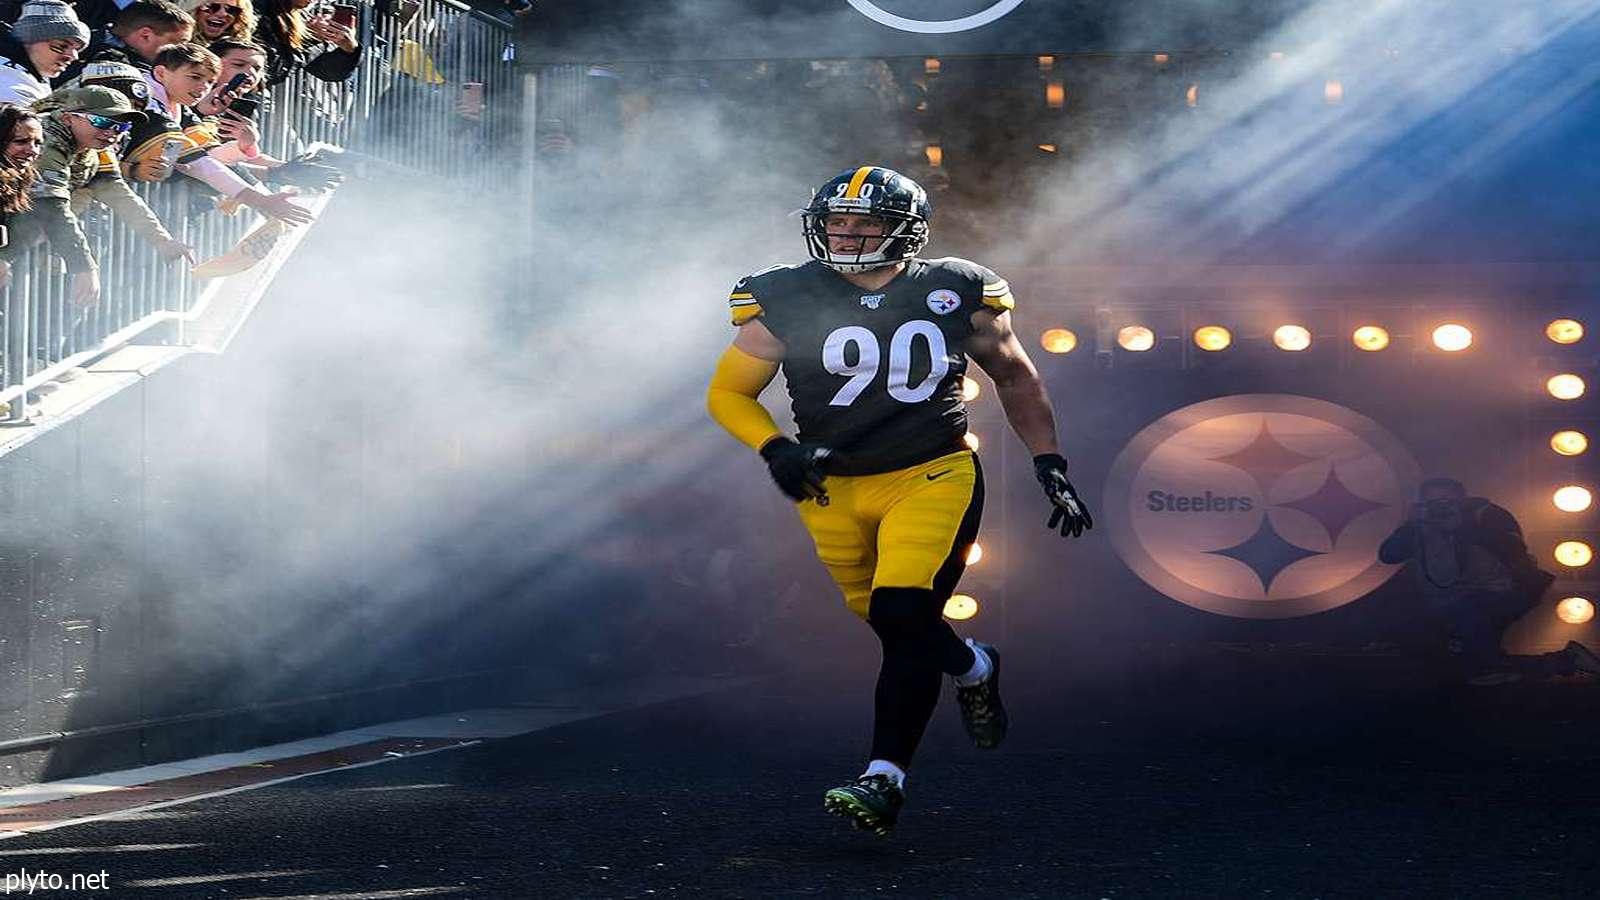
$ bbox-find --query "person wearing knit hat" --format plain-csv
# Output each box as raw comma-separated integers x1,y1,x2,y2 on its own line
0,0,89,105
13,1,91,46
71,59,152,111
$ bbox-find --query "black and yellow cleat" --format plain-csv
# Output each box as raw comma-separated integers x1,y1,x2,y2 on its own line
956,642,1008,749
823,774,904,836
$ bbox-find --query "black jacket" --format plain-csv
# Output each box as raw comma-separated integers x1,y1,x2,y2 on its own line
67,0,121,31
254,16,361,86
1380,498,1555,599
58,29,148,85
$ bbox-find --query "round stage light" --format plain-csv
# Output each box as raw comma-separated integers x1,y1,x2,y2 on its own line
965,543,983,565
943,593,978,621
1557,596,1595,625
961,376,981,402
1431,323,1472,352
1547,319,1584,345
1552,430,1589,456
963,432,980,451
1193,325,1232,351
1555,541,1593,568
1040,328,1078,354
1548,374,1586,400
1273,325,1312,351
1555,486,1594,513
1352,325,1390,351
1118,325,1155,352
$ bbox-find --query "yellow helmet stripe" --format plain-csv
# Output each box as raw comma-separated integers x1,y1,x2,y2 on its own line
843,165,876,199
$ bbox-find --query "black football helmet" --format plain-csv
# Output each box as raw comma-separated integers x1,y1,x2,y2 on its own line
801,166,932,273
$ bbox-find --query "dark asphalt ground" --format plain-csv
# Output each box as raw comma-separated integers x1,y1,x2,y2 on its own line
4,649,1600,899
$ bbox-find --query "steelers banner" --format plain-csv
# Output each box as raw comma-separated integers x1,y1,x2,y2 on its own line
1103,394,1419,619
516,0,1304,64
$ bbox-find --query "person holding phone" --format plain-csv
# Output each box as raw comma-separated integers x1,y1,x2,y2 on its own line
252,0,360,87
121,43,311,225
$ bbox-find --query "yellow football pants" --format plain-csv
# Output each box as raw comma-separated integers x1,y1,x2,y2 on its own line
795,449,983,619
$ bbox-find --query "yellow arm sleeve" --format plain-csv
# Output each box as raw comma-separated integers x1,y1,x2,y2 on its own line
707,344,783,452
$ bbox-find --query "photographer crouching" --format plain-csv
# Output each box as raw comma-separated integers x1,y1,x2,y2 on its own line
1380,477,1600,685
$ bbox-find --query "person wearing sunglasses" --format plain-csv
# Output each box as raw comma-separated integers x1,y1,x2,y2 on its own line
0,0,90,105
185,0,258,43
2,86,193,309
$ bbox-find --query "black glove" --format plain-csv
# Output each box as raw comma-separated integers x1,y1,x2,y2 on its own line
1034,453,1093,538
268,158,345,192
760,438,831,502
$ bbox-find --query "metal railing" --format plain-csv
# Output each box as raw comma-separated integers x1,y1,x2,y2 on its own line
0,0,518,422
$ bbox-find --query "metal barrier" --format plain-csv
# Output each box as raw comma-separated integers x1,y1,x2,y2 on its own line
0,0,518,423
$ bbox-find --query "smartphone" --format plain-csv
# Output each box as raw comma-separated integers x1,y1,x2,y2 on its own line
461,82,484,116
222,72,250,96
330,3,358,29
228,94,261,119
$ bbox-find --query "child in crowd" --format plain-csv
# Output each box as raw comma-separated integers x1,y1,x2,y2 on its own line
123,42,311,225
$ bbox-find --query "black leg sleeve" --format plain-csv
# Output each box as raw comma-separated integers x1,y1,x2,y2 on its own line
865,587,979,767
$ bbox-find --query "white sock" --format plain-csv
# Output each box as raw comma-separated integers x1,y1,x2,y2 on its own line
954,637,992,687
862,759,906,788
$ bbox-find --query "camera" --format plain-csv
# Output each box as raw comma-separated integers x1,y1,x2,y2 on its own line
1424,498,1459,521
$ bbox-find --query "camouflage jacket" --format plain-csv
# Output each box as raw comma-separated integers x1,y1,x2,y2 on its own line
3,111,172,273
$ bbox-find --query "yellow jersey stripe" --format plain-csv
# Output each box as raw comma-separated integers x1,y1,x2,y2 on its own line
981,292,1015,312
843,166,875,199
731,303,764,325
729,292,755,300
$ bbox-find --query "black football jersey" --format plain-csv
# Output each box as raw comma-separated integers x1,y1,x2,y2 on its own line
727,257,1015,475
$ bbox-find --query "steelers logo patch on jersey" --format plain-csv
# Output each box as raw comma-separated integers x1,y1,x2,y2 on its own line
925,289,961,315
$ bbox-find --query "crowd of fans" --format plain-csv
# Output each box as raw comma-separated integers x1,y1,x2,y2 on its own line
0,0,360,370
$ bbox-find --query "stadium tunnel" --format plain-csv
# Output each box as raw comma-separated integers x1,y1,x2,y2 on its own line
0,0,1596,785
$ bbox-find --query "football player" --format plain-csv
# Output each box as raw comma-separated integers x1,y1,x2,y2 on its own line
706,165,1093,835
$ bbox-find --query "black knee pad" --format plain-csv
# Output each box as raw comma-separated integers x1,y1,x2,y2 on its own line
867,587,943,640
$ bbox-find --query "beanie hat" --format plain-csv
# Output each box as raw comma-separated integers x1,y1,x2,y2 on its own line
78,60,151,109
12,0,91,47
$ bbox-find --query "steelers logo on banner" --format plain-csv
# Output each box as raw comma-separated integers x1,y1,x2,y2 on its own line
846,0,1026,34
1104,395,1417,619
